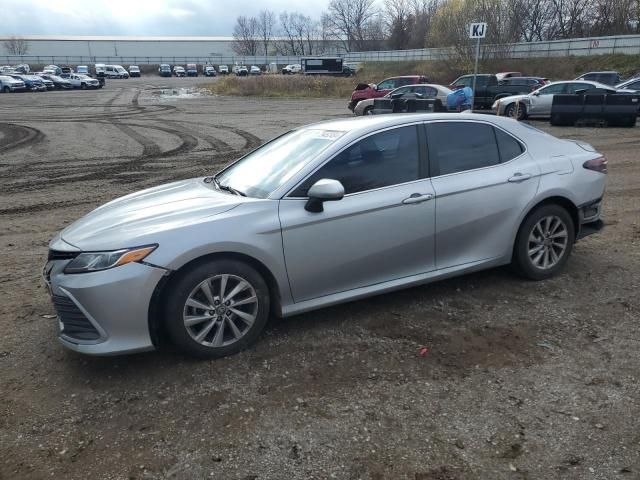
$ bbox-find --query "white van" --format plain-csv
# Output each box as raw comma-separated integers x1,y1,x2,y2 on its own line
105,65,129,79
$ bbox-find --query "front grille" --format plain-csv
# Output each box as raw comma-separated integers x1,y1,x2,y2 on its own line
51,295,101,341
48,249,79,261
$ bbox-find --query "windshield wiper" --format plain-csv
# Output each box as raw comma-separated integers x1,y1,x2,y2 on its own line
212,176,246,197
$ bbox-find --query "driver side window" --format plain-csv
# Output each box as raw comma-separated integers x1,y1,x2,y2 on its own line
538,84,566,95
376,80,395,90
290,126,420,197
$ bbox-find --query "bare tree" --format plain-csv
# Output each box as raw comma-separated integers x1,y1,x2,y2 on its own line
386,0,414,49
409,0,439,48
257,10,276,56
3,36,30,55
326,0,379,51
231,16,259,56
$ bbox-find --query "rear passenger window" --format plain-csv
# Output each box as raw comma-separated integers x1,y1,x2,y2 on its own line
494,128,524,162
427,122,500,176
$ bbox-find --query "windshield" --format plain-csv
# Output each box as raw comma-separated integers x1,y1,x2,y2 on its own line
215,129,345,198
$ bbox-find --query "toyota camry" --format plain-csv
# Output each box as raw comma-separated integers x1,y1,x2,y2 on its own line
44,114,606,358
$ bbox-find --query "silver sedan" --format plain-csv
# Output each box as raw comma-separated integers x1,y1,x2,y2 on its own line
44,114,606,358
354,84,452,116
492,80,614,120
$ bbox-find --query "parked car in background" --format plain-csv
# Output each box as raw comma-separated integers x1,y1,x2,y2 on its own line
95,64,106,76
353,84,453,116
219,65,229,75
282,64,302,74
204,65,217,77
14,64,30,73
106,65,129,79
499,76,549,90
492,80,614,119
159,64,172,77
495,72,522,81
76,65,89,74
44,65,62,75
0,75,26,92
37,76,55,90
60,67,73,78
174,66,186,77
1,65,16,73
10,74,46,91
68,73,100,89
449,74,541,108
129,66,141,77
615,77,640,91
235,66,248,76
348,75,430,112
38,74,72,89
43,113,606,358
186,64,198,77
575,71,621,86
250,65,261,75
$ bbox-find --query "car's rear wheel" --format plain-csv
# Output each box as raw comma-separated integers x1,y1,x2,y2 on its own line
165,259,270,358
505,102,527,120
512,204,575,280
81,83,86,89
363,105,374,116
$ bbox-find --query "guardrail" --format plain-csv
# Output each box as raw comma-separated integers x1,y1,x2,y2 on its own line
1,34,639,66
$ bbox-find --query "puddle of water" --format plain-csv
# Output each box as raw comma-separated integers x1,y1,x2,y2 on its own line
155,87,210,101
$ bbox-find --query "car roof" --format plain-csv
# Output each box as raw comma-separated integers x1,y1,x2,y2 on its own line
299,113,527,137
391,83,452,91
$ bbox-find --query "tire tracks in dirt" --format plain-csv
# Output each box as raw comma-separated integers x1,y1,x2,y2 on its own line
0,123,45,154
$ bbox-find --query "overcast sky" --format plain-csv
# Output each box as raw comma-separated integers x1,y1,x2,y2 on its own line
0,0,330,36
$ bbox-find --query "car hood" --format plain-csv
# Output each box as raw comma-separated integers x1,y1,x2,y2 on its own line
60,178,242,251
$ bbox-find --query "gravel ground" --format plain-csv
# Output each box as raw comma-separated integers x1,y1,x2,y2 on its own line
1,77,639,480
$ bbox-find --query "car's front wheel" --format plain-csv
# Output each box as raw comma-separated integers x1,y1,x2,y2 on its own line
165,259,270,358
362,105,374,116
512,204,575,280
505,102,527,120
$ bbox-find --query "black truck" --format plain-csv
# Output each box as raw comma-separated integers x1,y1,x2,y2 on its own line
449,74,544,109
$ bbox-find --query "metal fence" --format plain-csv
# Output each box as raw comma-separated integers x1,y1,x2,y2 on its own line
1,34,639,66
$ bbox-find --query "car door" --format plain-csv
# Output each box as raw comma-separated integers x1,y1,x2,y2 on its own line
528,83,567,116
425,121,540,269
279,124,436,303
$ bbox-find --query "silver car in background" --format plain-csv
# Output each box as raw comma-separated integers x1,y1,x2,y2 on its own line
353,84,453,116
493,80,615,120
44,114,606,358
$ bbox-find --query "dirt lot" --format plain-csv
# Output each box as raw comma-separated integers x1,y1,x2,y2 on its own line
1,76,639,480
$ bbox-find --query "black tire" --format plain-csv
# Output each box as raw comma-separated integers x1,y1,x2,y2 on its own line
81,83,86,90
164,259,270,359
362,105,374,116
505,102,527,120
2,86,9,93
512,204,575,281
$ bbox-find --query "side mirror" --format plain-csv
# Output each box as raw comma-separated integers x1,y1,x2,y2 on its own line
372,83,378,90
305,179,345,213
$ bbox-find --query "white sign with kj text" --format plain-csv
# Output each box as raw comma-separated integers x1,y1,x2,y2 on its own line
469,22,487,39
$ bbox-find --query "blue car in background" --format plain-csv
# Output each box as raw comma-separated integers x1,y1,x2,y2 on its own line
10,74,46,92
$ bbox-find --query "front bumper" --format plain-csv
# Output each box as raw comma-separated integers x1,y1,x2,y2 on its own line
44,256,167,355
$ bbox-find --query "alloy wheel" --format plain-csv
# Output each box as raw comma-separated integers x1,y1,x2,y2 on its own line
527,215,568,270
183,274,258,347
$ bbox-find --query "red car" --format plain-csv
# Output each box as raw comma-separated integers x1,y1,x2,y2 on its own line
348,75,429,111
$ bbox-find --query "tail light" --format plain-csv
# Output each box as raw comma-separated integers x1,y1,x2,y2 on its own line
583,156,607,174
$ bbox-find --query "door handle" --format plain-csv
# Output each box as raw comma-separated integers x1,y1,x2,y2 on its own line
402,193,433,205
508,173,532,183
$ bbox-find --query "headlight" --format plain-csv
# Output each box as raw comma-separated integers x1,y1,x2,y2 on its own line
64,245,157,274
